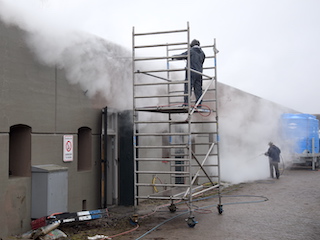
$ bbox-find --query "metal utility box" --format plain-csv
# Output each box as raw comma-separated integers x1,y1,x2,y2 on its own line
31,164,68,219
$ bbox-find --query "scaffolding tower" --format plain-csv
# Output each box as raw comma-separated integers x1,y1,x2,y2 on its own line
132,23,222,227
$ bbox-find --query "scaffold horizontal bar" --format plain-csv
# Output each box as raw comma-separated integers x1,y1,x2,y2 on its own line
169,121,217,124
134,94,185,99
168,44,215,52
136,183,190,187
134,80,186,87
134,42,187,49
203,66,216,70
133,106,216,114
135,68,185,73
135,67,215,76
134,122,216,126
135,132,189,136
186,120,217,124
134,120,190,124
134,56,170,61
134,143,215,149
204,56,216,59
191,131,218,135
136,170,190,174
135,158,189,161
135,196,188,200
191,142,217,146
134,28,187,36
134,145,189,149
190,164,219,168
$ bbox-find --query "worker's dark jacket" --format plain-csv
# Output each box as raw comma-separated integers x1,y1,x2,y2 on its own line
172,46,205,75
266,145,281,162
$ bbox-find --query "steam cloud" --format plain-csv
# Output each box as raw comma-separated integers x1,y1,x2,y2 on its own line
218,84,293,183
0,0,133,110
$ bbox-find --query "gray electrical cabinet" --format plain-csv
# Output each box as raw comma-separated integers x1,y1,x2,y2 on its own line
31,164,68,219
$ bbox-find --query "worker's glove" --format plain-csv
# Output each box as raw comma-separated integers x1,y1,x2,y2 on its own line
264,152,268,156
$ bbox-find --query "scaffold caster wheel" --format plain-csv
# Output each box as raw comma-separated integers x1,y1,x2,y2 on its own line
186,217,198,228
168,203,177,213
129,214,139,226
217,204,223,214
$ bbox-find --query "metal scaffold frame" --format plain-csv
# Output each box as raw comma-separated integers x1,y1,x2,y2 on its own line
132,23,222,227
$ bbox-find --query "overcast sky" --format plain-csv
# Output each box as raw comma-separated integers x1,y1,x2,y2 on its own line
1,0,320,113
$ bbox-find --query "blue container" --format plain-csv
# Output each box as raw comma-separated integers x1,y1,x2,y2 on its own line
281,113,319,154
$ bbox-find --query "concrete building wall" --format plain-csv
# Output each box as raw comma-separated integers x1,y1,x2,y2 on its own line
0,21,103,236
0,18,301,237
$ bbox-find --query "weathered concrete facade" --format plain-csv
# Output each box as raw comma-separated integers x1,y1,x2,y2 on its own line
0,21,103,236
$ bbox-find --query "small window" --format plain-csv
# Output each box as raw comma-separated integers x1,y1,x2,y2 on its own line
9,125,31,177
78,127,92,171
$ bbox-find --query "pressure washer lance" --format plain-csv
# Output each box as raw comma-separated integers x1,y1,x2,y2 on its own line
32,221,60,239
247,153,265,162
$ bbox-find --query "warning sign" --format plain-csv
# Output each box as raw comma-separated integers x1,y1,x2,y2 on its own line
63,135,73,162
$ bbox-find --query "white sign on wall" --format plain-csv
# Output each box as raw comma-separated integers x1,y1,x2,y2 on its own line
63,135,73,162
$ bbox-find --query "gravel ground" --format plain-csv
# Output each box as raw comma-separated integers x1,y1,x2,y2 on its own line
17,167,320,240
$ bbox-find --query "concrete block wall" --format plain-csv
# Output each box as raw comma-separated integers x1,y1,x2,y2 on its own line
0,20,102,236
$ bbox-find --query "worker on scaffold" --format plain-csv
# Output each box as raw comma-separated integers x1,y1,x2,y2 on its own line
265,142,281,179
172,39,206,107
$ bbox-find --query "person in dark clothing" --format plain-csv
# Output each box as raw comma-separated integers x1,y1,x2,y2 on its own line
265,142,281,179
172,39,206,106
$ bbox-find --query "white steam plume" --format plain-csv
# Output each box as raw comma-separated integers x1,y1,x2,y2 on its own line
0,0,133,110
218,83,293,183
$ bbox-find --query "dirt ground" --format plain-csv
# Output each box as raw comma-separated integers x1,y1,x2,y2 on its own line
15,166,320,240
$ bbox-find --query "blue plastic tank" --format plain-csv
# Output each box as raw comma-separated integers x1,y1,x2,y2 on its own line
281,113,319,153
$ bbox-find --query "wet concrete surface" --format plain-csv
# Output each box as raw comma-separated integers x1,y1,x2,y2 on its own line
17,168,320,240
128,168,320,240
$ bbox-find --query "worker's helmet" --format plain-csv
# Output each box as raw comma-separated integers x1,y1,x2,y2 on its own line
190,39,200,47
